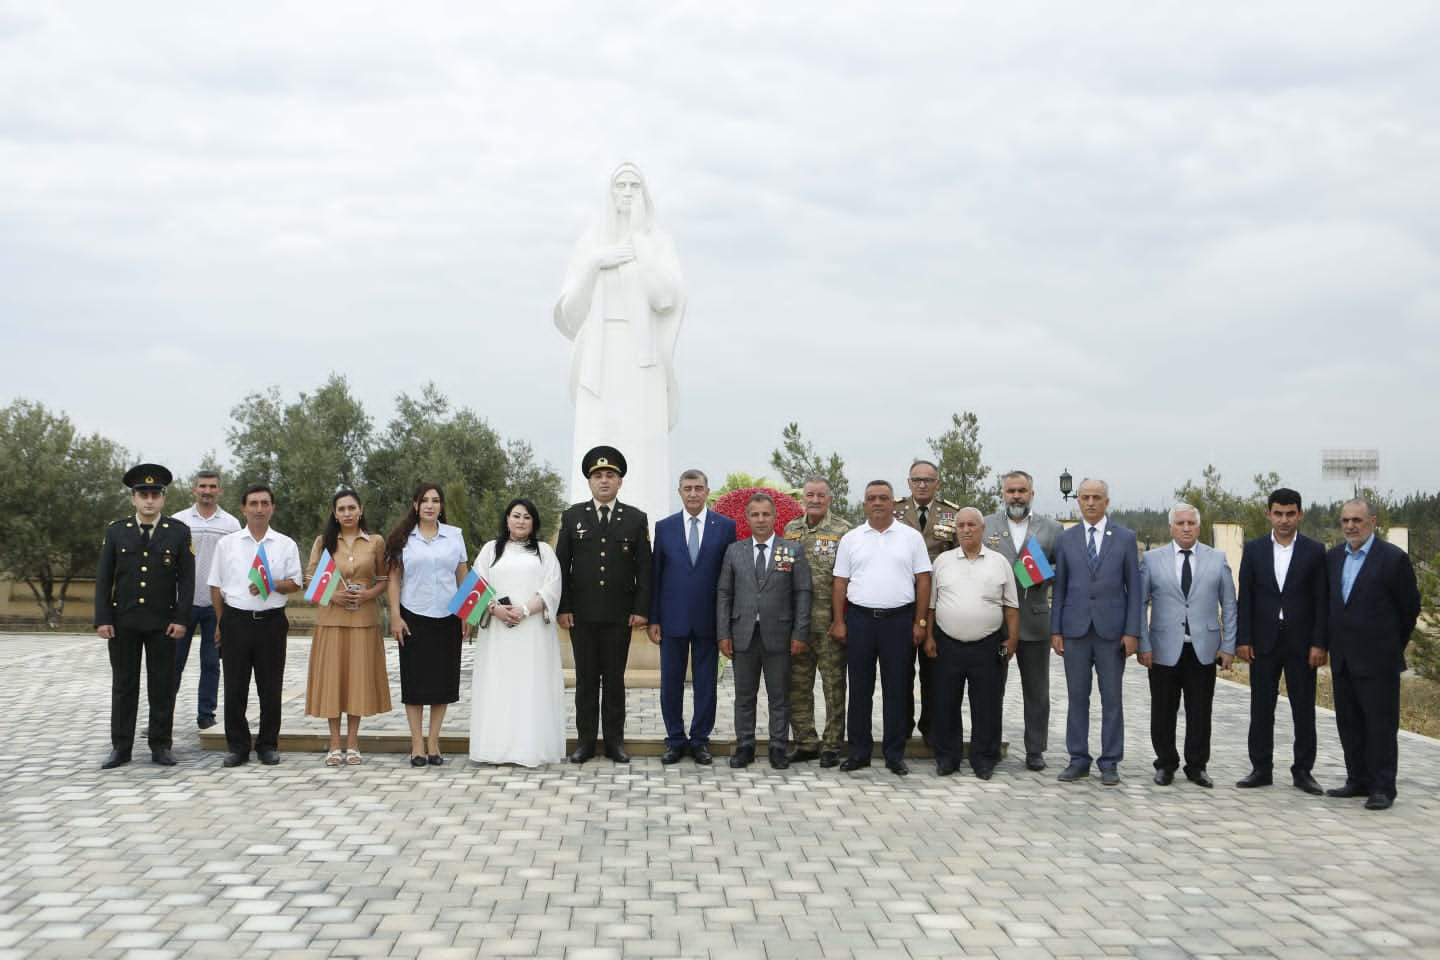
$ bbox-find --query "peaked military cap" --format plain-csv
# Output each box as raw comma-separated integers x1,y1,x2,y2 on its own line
582,445,627,477
123,463,173,491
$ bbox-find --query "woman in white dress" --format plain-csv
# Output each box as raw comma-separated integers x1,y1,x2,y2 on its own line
468,498,565,766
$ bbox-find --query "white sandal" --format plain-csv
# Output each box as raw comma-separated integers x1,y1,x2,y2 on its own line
325,749,343,766
345,748,363,765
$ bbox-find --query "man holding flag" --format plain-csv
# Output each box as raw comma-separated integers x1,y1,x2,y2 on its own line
983,470,1063,771
208,483,303,768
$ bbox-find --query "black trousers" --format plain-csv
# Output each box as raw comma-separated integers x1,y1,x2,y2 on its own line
221,609,288,755
109,626,177,752
845,604,915,764
909,644,935,740
1247,637,1318,775
930,626,1004,772
1332,662,1400,799
1148,642,1216,775
570,620,631,746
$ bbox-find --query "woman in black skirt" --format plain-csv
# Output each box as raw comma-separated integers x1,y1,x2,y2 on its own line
385,482,468,766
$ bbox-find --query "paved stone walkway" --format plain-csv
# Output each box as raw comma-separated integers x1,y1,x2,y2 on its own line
2,632,1438,959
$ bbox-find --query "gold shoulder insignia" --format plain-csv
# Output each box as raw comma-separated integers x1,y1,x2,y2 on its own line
940,498,961,510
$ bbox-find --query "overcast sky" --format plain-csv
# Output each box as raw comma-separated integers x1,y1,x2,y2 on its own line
4,2,1438,518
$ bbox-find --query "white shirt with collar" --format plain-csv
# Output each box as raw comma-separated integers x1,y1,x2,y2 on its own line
683,507,709,551
834,521,932,608
1085,516,1110,555
1173,540,1198,583
208,525,303,612
174,503,241,607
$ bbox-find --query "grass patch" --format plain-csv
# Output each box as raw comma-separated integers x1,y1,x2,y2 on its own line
1221,663,1440,740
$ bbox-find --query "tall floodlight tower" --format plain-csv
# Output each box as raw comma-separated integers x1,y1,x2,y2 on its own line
1320,449,1379,498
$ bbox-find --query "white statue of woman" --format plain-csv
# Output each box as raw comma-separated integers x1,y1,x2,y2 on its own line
554,162,686,522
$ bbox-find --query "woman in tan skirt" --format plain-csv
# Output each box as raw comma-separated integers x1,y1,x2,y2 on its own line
305,489,392,765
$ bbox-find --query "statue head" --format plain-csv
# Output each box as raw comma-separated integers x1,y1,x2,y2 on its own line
604,162,654,236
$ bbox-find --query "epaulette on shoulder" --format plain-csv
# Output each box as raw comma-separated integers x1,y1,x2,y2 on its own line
938,498,961,510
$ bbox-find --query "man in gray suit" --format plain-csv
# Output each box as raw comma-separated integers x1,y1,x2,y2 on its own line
1138,503,1237,788
717,493,813,769
983,470,1063,771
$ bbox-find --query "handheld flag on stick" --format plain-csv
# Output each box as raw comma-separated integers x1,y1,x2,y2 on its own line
249,542,274,600
447,569,498,626
1013,536,1055,589
304,549,339,605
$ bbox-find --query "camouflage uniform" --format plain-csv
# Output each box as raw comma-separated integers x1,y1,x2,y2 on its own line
893,495,960,742
783,511,853,754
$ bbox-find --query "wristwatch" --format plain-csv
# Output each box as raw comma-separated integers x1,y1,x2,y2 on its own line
915,618,928,628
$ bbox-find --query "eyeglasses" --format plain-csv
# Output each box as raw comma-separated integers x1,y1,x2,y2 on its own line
907,477,937,485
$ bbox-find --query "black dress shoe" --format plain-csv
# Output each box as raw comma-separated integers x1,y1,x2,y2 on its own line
937,763,958,776
1100,768,1121,786
569,744,596,764
1327,781,1367,798
428,754,444,766
410,755,427,767
973,768,993,781
222,752,248,768
1364,792,1394,811
101,749,132,770
692,746,713,766
788,747,819,763
769,751,790,770
151,748,176,766
1236,770,1273,788
661,745,685,764
1057,763,1089,782
729,747,755,768
1292,771,1323,795
886,759,910,776
1186,769,1213,788
1154,767,1175,785
839,756,870,772
1025,753,1047,771
258,749,280,765
603,743,630,763
197,716,217,730
819,751,839,768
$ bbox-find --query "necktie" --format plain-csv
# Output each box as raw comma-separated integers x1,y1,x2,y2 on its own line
688,516,700,563
140,523,153,546
917,505,928,531
598,505,610,532
755,542,767,581
1181,548,1193,637
1087,526,1099,571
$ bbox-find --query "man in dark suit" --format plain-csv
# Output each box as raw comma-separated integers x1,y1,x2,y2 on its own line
556,445,652,764
717,493,812,769
1318,497,1420,810
94,464,195,769
1235,488,1328,794
648,468,736,765
982,469,1063,770
1049,477,1143,785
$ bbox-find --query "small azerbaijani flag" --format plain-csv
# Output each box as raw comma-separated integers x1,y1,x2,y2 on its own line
249,542,274,600
304,548,340,606
1013,536,1055,589
447,569,498,626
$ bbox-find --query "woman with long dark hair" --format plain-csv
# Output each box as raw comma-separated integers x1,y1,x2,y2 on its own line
304,489,391,765
385,483,468,766
468,497,565,765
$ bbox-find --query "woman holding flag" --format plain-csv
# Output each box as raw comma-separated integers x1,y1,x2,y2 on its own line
385,483,468,767
468,498,565,766
304,490,392,766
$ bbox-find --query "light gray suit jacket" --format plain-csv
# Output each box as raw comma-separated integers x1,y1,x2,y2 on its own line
981,512,1062,645
716,537,812,653
1139,542,1237,667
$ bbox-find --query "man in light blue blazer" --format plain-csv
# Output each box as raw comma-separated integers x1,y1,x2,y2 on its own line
1138,503,1237,788
649,469,737,765
1049,478,1143,785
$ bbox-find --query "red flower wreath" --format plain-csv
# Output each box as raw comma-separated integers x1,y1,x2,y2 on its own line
710,487,804,540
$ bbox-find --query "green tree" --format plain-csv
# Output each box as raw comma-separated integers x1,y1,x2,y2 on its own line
769,422,852,519
1412,556,1440,683
226,374,374,540
0,400,129,626
1173,466,1285,542
708,471,795,505
927,411,997,514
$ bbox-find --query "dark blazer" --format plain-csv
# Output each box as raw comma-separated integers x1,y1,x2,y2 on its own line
1048,519,1143,641
649,509,736,637
1236,533,1327,658
716,537,813,652
94,516,195,631
981,513,1063,645
556,499,652,623
1321,537,1421,676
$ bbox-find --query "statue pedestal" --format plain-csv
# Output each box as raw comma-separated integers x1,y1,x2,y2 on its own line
559,626,662,688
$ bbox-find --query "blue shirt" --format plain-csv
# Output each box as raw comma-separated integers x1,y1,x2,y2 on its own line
1341,533,1375,604
398,523,468,618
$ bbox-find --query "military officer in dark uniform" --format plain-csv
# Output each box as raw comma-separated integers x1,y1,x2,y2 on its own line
893,459,959,744
94,464,195,768
556,445,652,763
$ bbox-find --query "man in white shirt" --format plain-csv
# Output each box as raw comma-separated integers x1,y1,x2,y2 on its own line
927,508,1019,779
830,481,932,776
171,470,240,730
208,483,303,767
